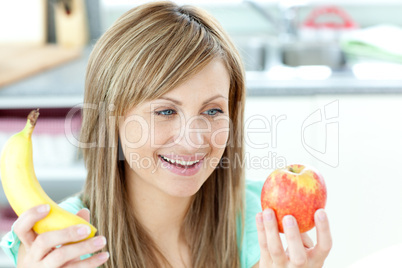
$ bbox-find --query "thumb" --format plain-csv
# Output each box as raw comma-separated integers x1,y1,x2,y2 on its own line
76,208,90,223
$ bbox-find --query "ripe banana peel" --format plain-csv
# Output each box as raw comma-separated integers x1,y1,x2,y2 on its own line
0,109,97,240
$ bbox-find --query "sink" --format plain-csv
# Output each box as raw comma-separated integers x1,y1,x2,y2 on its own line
281,41,346,70
234,36,347,72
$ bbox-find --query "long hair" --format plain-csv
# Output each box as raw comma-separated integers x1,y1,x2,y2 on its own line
80,1,246,267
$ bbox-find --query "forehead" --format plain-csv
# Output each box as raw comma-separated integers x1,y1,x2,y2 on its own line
162,59,230,99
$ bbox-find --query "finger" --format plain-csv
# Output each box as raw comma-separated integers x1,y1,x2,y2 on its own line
285,234,314,257
64,252,110,268
31,224,92,262
283,215,307,267
67,208,92,263
255,212,273,265
300,233,314,249
13,204,50,249
43,236,106,267
311,209,332,263
262,209,287,266
76,208,90,223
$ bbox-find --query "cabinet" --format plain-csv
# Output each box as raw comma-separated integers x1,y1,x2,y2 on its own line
244,95,316,181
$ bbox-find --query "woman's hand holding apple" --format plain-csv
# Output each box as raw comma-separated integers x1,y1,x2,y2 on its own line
255,208,332,267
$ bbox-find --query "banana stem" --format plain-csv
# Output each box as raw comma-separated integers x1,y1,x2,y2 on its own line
24,109,40,137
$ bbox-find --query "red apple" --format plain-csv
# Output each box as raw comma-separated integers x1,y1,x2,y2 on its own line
261,164,327,233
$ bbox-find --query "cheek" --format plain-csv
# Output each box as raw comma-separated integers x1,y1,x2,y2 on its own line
122,120,145,144
210,120,230,149
119,115,152,156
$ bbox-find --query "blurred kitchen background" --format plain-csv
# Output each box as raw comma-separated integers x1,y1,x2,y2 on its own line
1,0,402,267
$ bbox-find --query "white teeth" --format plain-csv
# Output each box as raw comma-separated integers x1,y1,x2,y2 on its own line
161,155,199,166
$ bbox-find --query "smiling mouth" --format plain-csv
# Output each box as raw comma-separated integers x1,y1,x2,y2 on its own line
158,155,201,168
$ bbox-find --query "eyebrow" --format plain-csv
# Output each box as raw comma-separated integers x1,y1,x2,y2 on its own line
158,94,228,106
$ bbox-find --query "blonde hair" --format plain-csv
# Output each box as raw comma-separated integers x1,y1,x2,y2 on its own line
80,1,246,267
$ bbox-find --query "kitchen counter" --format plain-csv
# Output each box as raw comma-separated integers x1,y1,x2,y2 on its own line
246,70,402,95
1,46,402,106
0,46,89,98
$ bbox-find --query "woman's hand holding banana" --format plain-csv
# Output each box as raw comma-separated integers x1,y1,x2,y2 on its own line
14,206,109,267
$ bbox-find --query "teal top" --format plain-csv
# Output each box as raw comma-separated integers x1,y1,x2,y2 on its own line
1,179,264,267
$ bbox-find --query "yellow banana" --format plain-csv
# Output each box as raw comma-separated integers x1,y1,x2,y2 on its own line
0,109,97,240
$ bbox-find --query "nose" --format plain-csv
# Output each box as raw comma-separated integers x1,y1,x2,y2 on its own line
174,115,209,150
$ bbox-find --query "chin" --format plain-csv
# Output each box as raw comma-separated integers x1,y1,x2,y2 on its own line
156,160,216,198
162,176,206,198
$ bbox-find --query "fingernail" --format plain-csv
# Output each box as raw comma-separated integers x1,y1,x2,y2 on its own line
284,215,295,228
98,252,110,261
77,225,91,236
256,213,263,224
37,204,50,213
93,236,107,247
263,209,273,221
317,210,327,222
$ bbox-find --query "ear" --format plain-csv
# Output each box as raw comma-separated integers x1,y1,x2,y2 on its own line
76,208,90,223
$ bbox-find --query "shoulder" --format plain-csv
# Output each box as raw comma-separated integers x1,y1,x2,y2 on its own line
244,179,264,231
238,179,265,268
245,179,265,206
244,179,264,228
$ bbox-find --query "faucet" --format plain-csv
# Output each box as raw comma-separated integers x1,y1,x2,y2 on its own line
243,0,305,42
243,0,279,32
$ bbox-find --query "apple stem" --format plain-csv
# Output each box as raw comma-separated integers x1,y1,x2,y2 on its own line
288,167,294,173
287,165,305,174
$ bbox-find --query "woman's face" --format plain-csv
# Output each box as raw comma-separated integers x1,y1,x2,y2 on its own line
119,59,230,197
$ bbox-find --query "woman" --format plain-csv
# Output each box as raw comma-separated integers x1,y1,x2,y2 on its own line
1,1,332,267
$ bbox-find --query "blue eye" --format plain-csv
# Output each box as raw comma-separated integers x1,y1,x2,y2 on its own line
204,109,224,116
154,108,224,118
155,109,176,117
